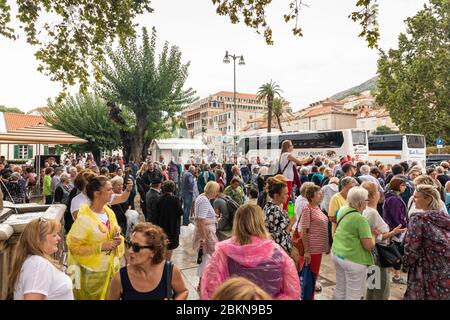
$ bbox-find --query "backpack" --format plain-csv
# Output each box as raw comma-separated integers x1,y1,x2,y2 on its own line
220,195,240,220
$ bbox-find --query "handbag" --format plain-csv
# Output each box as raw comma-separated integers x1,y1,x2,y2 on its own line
164,260,174,300
292,206,312,256
375,242,403,269
299,264,316,300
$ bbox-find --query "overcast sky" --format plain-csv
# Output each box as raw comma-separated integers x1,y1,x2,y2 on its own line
0,0,427,112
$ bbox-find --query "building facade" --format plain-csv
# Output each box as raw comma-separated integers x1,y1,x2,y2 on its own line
0,112,57,162
183,91,267,161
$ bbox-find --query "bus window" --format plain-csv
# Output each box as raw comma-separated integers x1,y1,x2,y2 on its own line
407,135,425,148
352,131,367,145
291,132,344,149
369,135,402,151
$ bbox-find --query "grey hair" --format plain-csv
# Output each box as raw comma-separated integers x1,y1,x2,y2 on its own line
360,165,370,175
340,177,358,188
60,173,70,183
347,187,369,209
111,175,124,186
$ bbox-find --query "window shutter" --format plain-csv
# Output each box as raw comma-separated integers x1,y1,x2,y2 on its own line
14,145,19,159
28,145,34,159
44,145,49,155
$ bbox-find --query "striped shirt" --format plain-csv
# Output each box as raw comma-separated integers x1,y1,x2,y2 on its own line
195,194,216,220
298,205,330,254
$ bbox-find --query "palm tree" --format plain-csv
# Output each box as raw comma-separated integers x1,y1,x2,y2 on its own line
272,97,293,132
256,80,283,133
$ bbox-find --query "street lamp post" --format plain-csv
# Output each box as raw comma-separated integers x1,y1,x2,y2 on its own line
223,51,245,164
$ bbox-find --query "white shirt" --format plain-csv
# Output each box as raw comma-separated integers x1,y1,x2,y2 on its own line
70,192,91,215
70,192,118,216
294,195,308,226
321,183,339,213
363,207,390,246
14,255,74,300
280,152,294,181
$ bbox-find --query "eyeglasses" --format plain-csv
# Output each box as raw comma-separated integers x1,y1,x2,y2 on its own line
125,240,153,253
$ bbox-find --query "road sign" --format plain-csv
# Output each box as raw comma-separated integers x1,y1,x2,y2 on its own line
437,137,443,148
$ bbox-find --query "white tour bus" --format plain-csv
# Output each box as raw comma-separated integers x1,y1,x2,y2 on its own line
237,129,368,171
368,134,426,168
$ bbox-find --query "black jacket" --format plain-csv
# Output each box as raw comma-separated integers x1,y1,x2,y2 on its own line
154,193,183,249
145,188,161,222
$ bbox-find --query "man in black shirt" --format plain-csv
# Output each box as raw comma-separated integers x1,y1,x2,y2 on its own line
142,162,163,194
145,177,162,222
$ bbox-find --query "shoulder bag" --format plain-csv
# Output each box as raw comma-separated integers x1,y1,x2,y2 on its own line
375,242,402,269
292,205,313,256
164,260,174,300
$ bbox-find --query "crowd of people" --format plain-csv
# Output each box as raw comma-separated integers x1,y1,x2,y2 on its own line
5,148,450,300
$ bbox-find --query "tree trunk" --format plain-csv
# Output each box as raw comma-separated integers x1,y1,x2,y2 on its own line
267,95,273,133
277,116,283,132
92,148,101,166
128,117,147,163
141,139,152,162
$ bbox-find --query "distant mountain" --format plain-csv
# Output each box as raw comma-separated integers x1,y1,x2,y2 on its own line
330,76,378,100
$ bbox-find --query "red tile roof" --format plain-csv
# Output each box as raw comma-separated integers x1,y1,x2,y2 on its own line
214,91,259,100
302,106,356,118
3,112,46,131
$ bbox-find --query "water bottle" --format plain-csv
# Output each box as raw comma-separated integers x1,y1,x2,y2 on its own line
197,246,204,264
288,201,295,219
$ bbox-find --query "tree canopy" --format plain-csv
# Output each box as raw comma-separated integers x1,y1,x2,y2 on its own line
42,93,121,163
0,105,24,114
372,125,398,135
96,27,196,162
376,0,449,142
0,0,153,95
211,0,380,47
257,80,282,133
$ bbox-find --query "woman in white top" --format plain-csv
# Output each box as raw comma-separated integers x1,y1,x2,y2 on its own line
279,140,314,210
193,181,220,287
361,181,406,300
9,218,74,300
70,169,133,220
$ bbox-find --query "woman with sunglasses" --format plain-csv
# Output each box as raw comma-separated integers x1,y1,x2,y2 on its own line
66,176,124,300
403,184,450,300
108,223,188,300
8,218,74,300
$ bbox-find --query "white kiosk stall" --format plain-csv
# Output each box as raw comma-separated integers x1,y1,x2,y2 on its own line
150,138,209,164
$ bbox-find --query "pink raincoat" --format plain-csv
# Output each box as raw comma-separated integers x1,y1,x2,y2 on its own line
200,236,300,300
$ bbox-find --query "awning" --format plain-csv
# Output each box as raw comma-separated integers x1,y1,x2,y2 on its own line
153,138,209,150
0,124,88,144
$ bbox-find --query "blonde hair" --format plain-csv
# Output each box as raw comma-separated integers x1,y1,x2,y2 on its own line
8,218,61,296
413,175,434,186
204,181,220,197
300,182,315,197
281,140,292,154
415,184,441,210
232,204,271,245
361,181,378,199
212,276,272,300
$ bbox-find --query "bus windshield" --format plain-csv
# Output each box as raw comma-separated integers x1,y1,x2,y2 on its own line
407,135,426,148
352,130,367,145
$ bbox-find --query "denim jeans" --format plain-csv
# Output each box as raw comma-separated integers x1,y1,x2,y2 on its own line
182,193,193,225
